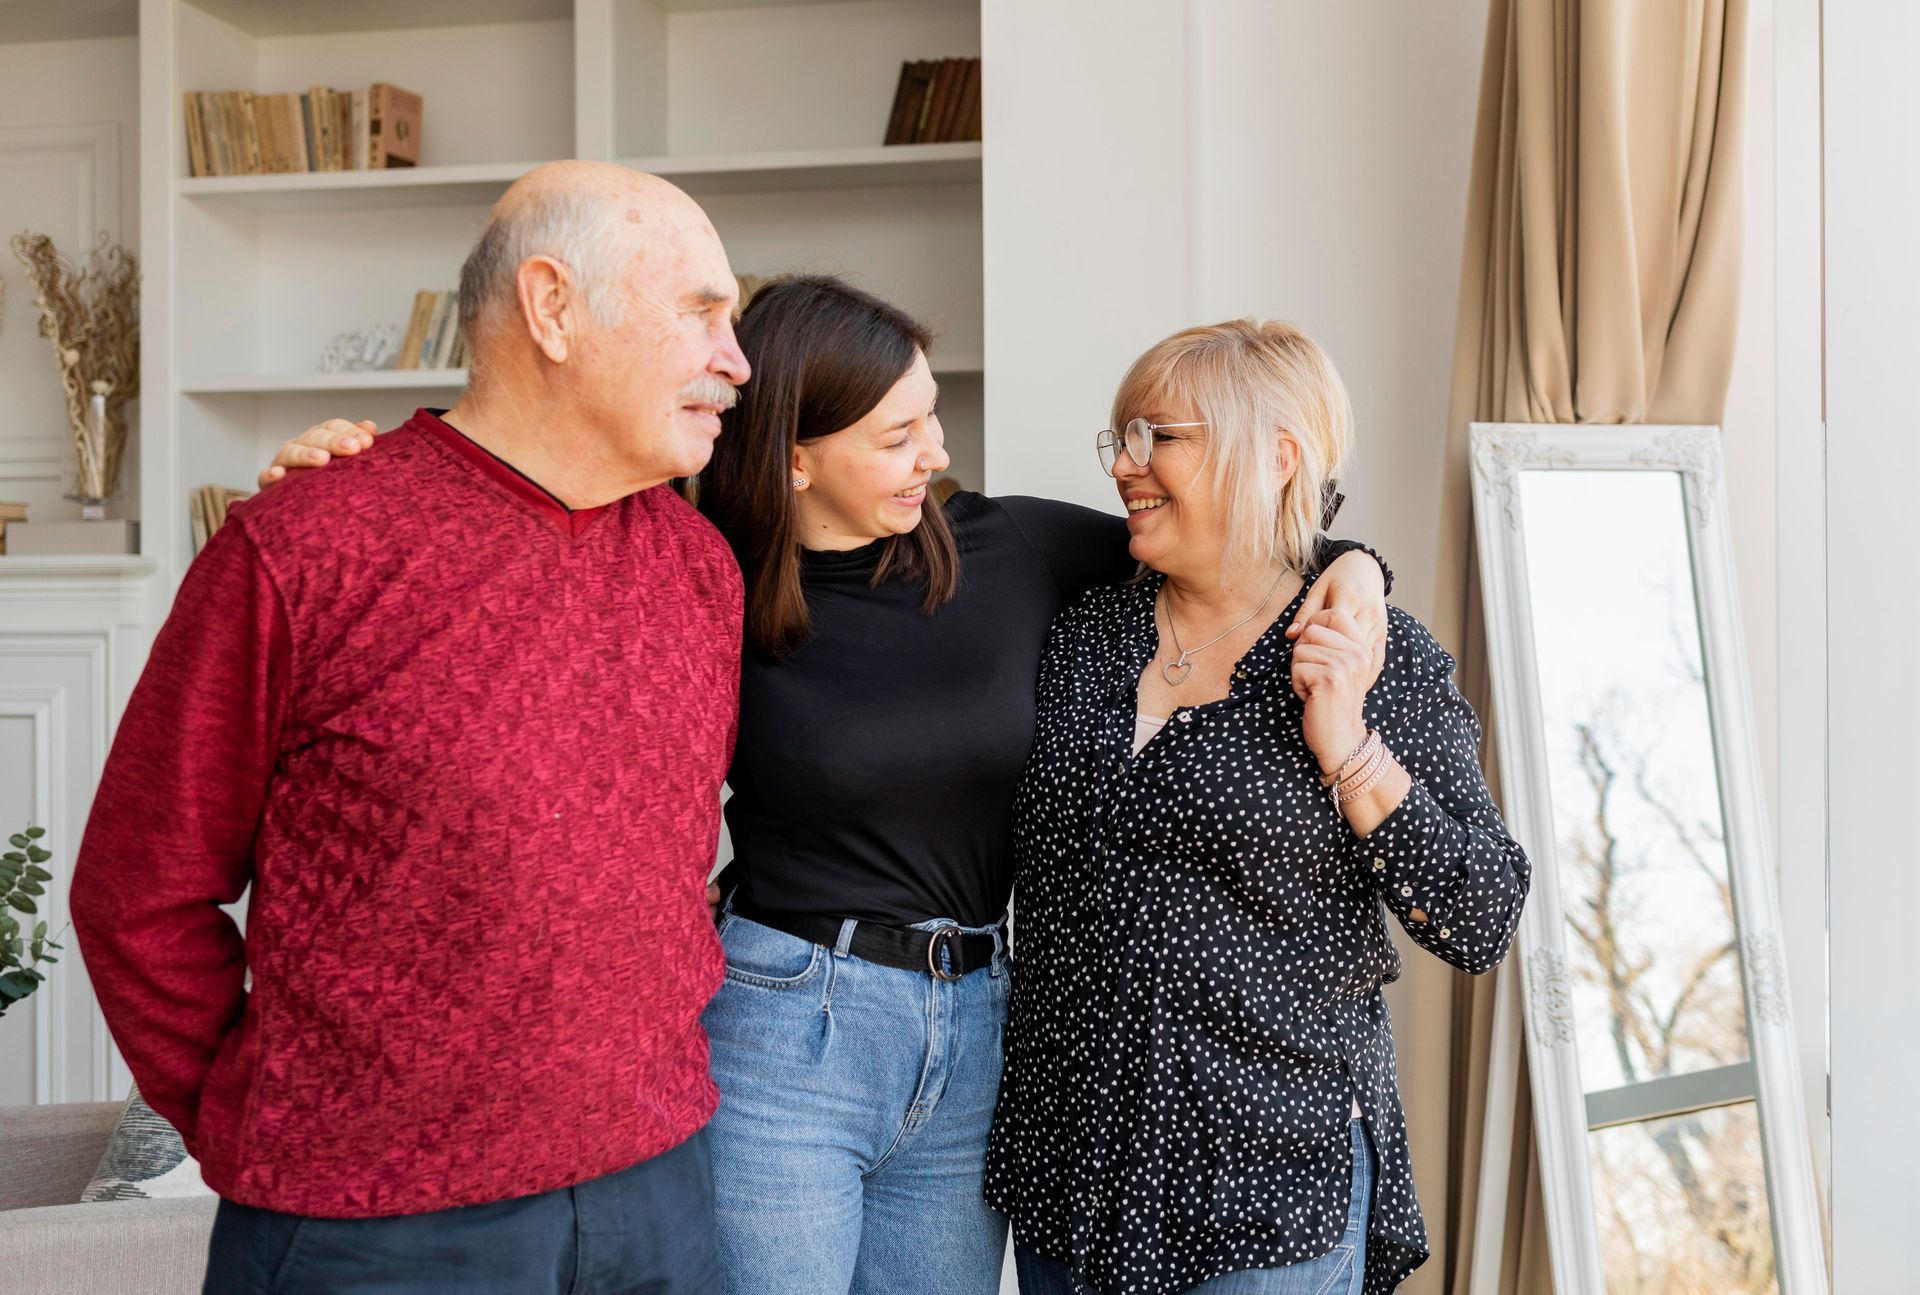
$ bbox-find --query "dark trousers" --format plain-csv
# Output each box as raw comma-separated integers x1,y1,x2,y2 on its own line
201,1128,718,1295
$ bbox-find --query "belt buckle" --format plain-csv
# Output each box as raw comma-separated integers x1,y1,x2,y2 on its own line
926,926,966,982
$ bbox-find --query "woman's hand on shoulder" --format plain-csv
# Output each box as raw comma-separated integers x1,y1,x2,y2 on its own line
1288,547,1388,687
257,419,377,490
1289,606,1376,776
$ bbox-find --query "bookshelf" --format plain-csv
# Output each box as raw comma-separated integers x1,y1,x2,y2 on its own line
140,0,987,573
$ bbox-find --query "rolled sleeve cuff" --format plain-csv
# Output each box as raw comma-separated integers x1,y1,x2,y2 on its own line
1346,780,1492,969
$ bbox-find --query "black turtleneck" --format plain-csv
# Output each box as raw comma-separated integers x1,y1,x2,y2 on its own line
719,492,1385,929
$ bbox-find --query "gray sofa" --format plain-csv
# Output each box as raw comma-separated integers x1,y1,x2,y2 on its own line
0,1102,215,1291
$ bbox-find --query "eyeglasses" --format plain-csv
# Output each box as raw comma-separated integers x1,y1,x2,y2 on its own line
1095,418,1208,476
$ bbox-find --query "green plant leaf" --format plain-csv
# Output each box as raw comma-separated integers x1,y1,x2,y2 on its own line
0,972,33,1000
25,866,51,882
1,851,22,862
39,955,57,964
26,848,50,864
32,921,46,940
7,895,36,915
17,880,43,897
24,827,44,840
7,835,27,850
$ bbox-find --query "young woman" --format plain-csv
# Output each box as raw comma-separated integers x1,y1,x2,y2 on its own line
989,320,1530,1295
258,278,1395,1295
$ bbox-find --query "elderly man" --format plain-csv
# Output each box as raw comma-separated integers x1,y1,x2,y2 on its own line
71,162,750,1294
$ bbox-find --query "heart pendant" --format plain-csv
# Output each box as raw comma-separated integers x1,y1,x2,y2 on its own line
1163,659,1194,687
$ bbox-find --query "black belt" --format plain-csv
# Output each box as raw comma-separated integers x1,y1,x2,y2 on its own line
730,898,1004,982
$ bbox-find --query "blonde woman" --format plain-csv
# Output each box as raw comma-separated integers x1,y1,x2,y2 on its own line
986,321,1531,1295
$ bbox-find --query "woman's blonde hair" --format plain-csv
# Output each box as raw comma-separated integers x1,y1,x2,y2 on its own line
1112,318,1353,576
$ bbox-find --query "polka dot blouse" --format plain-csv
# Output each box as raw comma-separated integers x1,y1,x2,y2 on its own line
984,569,1532,1295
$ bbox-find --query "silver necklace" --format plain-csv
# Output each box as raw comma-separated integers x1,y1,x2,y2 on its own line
1157,570,1287,686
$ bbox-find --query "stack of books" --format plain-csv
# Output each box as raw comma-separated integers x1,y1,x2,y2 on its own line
397,291,469,371
0,502,25,555
3,519,140,556
884,58,982,145
184,83,422,177
191,485,254,556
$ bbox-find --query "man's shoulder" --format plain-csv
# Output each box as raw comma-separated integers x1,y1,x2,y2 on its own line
229,422,439,542
624,485,744,604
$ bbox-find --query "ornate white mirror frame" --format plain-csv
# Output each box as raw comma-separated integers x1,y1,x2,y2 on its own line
1468,423,1826,1295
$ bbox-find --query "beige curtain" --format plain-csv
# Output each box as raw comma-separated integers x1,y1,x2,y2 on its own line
1412,0,1749,1291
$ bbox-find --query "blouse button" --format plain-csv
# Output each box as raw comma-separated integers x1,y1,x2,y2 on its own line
1439,927,1453,939
1234,669,1248,680
1399,883,1413,898
1371,857,1386,872
1177,711,1194,724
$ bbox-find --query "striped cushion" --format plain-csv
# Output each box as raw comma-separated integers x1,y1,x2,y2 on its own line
80,1086,213,1203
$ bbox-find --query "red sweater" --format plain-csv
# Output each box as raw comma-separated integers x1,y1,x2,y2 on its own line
72,410,742,1218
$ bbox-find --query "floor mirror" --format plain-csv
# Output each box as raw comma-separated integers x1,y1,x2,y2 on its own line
1468,423,1826,1295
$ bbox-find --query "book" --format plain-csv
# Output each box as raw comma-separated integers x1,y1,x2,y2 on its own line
3,520,140,557
337,92,355,170
883,62,917,146
282,92,305,172
230,91,255,174
418,292,451,368
428,295,461,369
351,88,370,170
914,60,949,143
308,87,334,171
933,58,969,143
189,486,255,556
237,90,263,174
255,94,276,172
184,93,208,176
250,93,277,172
396,290,437,371
910,60,948,144
216,92,238,174
275,92,302,171
0,502,28,522
368,83,423,168
956,58,982,142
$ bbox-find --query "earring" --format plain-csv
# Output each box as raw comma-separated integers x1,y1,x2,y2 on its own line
792,476,807,490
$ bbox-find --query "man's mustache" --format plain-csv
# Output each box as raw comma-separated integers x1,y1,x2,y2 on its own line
679,375,741,410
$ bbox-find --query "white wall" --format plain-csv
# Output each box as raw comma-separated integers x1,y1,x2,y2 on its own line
1822,4,1920,1287
1768,0,1831,1215
0,34,145,1111
0,35,141,523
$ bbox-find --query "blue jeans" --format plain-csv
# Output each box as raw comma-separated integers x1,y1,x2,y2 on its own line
200,1127,718,1294
1014,1121,1375,1295
702,909,1012,1294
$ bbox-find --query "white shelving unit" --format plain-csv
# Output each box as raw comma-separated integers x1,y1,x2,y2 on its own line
140,0,986,574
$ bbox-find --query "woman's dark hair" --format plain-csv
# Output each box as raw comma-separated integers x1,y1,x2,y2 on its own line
698,275,959,658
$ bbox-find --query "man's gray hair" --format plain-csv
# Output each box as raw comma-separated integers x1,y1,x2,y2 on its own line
457,188,632,356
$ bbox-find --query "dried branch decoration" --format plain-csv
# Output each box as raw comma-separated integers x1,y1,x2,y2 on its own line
10,232,140,502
